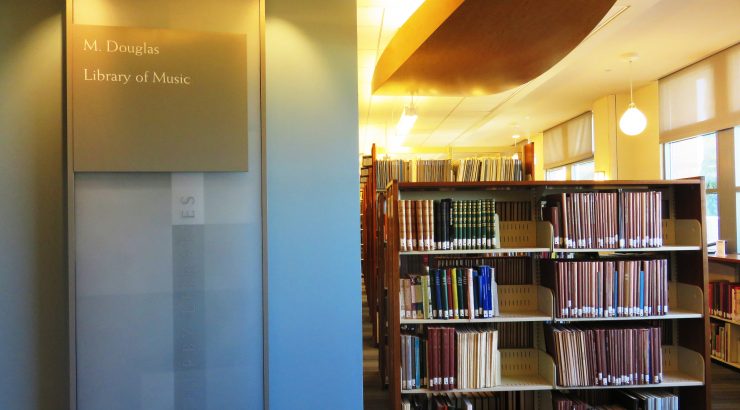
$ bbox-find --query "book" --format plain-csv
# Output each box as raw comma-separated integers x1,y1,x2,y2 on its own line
542,258,669,319
400,325,501,392
400,266,498,320
545,324,663,387
709,280,740,319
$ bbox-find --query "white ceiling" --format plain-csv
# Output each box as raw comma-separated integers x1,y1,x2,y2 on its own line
357,0,740,154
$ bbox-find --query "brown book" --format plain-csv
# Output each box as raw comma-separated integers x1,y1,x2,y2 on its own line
399,200,407,251
406,200,415,251
448,327,456,388
441,327,450,390
415,200,423,251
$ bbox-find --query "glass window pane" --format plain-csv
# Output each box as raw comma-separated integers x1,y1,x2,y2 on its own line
707,192,719,244
546,167,566,181
572,160,595,180
665,133,717,189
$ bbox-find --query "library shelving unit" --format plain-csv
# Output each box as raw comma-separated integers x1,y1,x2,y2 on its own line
708,253,740,371
383,179,710,410
361,145,380,350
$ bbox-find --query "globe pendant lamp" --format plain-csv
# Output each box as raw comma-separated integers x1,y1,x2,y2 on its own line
619,56,647,136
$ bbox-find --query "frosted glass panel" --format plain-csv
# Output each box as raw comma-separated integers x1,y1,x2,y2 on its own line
75,172,262,409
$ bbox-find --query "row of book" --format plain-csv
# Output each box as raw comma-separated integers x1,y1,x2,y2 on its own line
402,391,535,410
542,191,664,249
545,324,663,387
543,259,669,319
416,160,455,183
435,256,532,285
456,327,501,389
553,390,678,410
708,280,740,320
376,159,412,190
401,327,500,391
400,266,499,320
374,158,525,191
455,158,524,182
710,321,737,362
399,199,501,251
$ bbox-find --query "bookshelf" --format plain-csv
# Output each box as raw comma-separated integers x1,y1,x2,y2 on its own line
708,254,740,371
383,180,710,410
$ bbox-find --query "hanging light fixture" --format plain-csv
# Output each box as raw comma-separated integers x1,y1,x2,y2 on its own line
619,54,647,136
396,95,418,137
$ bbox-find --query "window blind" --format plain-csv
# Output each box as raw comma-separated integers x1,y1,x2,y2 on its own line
543,111,593,169
660,42,740,142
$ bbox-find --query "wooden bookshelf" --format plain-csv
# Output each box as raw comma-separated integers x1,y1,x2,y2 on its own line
708,254,740,371
383,180,710,410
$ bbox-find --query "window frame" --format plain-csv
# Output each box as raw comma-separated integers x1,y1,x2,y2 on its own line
545,157,595,181
662,129,734,249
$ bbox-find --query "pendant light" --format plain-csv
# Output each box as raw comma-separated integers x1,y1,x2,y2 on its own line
619,55,647,136
397,95,418,137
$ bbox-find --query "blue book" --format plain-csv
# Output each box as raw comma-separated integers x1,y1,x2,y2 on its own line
414,337,420,389
479,268,488,318
613,270,619,316
639,269,645,316
484,266,492,318
472,270,480,318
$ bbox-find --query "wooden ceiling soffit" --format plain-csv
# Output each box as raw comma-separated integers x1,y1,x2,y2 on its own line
371,0,617,96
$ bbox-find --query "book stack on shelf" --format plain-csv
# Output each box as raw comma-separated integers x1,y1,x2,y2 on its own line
543,191,664,250
400,266,499,320
376,159,413,190
399,199,500,252
545,324,664,387
456,157,523,182
709,280,740,364
552,390,679,410
709,280,740,321
402,391,536,410
399,325,501,393
707,255,740,371
382,180,708,410
376,157,526,192
542,258,670,319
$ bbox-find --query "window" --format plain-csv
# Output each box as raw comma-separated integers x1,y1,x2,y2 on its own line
546,159,594,181
664,133,719,243
546,166,566,181
571,159,595,180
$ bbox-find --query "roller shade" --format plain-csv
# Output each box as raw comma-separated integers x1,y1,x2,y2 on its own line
660,42,740,143
543,111,593,169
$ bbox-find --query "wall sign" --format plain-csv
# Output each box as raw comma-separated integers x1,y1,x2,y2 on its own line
71,24,248,172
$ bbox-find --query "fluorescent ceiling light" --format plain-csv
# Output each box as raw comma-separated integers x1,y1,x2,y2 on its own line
396,104,418,136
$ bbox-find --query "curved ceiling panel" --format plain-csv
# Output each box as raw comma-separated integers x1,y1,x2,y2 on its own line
371,0,617,96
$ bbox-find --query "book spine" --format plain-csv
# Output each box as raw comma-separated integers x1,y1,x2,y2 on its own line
451,268,459,319
441,269,449,319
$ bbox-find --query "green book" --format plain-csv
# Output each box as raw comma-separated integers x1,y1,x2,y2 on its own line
450,201,460,249
461,200,467,249
481,200,488,249
476,200,482,249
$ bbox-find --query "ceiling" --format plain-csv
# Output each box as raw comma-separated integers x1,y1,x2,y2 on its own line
357,0,740,154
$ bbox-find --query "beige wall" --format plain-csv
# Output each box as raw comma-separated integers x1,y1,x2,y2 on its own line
591,82,662,181
531,132,545,180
